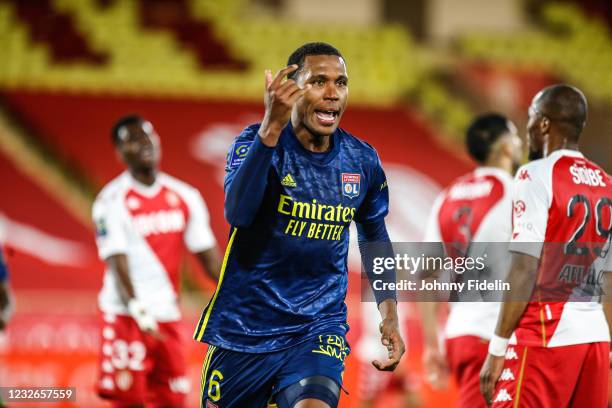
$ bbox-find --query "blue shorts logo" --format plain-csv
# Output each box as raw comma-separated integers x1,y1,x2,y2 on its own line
228,141,252,169
341,173,360,199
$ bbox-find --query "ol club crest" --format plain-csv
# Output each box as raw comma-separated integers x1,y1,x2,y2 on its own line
341,173,360,199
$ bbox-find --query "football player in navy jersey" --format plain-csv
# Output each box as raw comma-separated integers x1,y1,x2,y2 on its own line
0,245,12,332
193,42,404,408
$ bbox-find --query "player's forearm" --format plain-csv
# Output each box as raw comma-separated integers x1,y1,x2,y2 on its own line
225,135,275,227
494,252,539,338
357,220,397,304
107,256,159,333
495,299,529,339
420,302,441,349
196,248,222,281
107,254,137,305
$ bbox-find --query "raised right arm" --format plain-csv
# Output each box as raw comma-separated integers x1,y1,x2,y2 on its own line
224,65,310,228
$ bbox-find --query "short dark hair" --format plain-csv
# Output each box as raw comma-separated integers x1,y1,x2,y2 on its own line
534,84,587,141
466,113,511,164
111,114,143,145
286,42,343,80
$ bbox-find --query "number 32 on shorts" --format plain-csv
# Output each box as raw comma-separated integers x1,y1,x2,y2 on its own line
207,370,223,402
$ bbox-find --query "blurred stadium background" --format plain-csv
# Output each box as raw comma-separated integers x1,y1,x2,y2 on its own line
0,0,610,406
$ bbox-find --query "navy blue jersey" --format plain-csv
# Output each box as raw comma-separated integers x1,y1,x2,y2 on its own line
194,123,389,352
0,246,8,282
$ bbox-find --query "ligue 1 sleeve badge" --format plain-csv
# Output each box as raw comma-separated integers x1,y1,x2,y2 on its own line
341,173,361,199
228,141,252,169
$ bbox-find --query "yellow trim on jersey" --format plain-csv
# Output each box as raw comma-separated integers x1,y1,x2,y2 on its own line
200,346,211,392
200,345,216,408
204,346,216,381
513,347,528,408
199,348,208,408
195,228,238,341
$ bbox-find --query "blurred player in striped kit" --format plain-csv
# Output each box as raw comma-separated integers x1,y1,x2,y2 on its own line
93,115,222,407
420,113,522,407
480,85,612,408
355,302,421,408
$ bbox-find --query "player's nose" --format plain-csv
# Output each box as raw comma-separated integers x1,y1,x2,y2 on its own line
138,134,154,148
323,83,339,100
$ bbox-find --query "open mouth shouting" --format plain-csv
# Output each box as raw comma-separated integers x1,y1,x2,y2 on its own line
314,109,340,126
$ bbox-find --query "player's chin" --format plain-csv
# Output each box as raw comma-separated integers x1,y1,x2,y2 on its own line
309,121,339,138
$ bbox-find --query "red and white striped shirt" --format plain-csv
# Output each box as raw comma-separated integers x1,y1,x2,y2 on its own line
93,171,216,322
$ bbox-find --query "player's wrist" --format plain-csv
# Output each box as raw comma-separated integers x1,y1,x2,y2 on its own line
377,298,398,320
256,132,279,149
258,120,283,146
488,334,510,357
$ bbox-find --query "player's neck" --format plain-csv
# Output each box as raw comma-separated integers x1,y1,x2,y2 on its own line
293,126,331,153
291,114,332,153
544,135,579,157
484,155,513,176
129,168,157,186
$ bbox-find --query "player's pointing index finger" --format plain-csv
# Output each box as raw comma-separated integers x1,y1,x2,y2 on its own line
269,65,299,90
264,69,273,89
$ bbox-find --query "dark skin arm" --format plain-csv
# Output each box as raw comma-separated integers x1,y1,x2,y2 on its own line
109,247,221,298
420,301,450,389
373,298,405,371
194,247,222,281
480,252,539,406
0,281,11,331
418,263,450,389
106,254,137,301
106,254,160,338
420,301,441,349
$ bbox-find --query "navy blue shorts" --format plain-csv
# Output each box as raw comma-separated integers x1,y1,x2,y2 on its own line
200,334,350,408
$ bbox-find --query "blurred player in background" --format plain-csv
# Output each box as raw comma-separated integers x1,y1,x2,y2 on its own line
92,115,222,408
0,245,13,332
193,42,404,408
0,222,11,408
420,114,522,407
0,246,10,408
480,85,612,407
